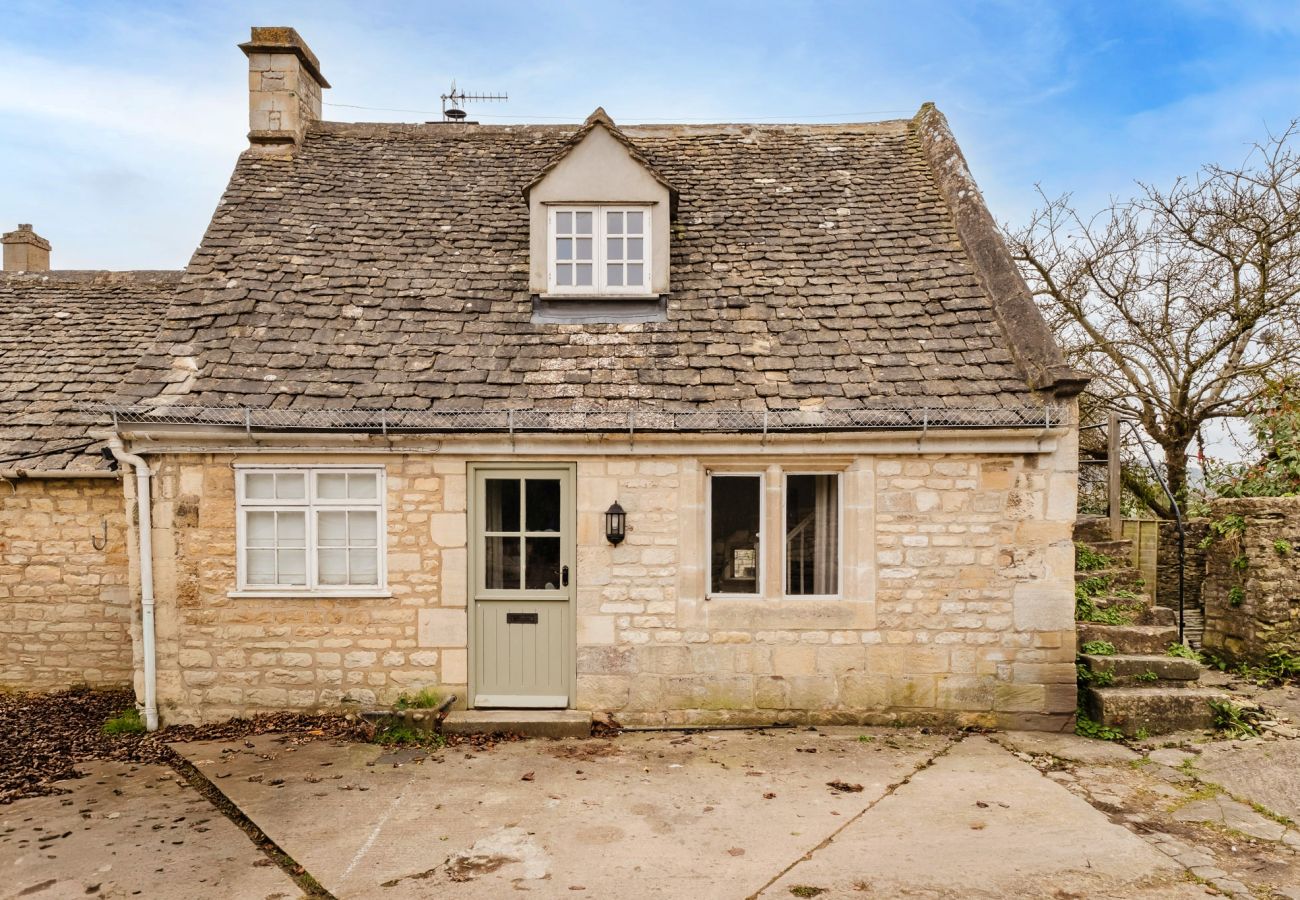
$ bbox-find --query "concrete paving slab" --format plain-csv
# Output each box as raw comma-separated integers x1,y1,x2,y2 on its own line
1195,738,1300,822
758,737,1208,899
998,729,1140,765
176,727,950,899
0,760,298,900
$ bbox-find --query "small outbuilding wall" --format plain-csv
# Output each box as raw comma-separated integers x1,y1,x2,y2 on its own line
0,476,135,689
1201,497,1300,664
134,424,1079,731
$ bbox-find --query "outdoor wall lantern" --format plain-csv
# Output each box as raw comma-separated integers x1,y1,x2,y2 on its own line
605,501,627,545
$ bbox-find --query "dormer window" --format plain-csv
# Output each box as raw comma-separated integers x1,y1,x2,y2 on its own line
549,206,648,294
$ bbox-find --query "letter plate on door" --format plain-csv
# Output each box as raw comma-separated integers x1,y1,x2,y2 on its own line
506,612,539,625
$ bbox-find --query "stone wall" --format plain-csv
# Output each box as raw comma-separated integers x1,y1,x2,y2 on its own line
140,432,1077,730
0,477,134,689
140,454,463,724
1201,497,1300,664
1157,519,1207,615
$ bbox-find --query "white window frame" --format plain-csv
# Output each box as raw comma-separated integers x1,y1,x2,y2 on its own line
547,205,653,296
231,465,390,598
705,472,765,599
780,471,844,600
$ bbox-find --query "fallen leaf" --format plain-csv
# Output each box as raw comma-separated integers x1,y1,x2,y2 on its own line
826,781,863,793
521,771,535,782
727,848,745,857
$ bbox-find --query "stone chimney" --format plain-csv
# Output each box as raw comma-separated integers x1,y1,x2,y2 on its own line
2,224,51,272
238,27,330,153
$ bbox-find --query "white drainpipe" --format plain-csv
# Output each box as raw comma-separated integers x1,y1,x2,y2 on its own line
106,437,159,731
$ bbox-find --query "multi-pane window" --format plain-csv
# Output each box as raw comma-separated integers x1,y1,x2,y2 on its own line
237,467,386,593
549,206,648,294
483,476,563,591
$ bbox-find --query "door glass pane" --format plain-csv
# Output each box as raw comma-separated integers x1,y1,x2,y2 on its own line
485,536,521,589
786,474,839,595
710,476,761,594
525,479,561,532
525,537,561,590
485,479,520,532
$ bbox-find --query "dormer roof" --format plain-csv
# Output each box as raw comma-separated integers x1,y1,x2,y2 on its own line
523,108,678,206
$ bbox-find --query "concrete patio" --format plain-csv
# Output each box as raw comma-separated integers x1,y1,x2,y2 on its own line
7,725,1300,898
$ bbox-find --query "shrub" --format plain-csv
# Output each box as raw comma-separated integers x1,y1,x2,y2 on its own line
1075,542,1116,572
1209,700,1261,739
394,688,442,710
1166,643,1202,662
1080,640,1117,656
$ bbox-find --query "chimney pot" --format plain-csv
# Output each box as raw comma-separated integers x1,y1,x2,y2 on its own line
239,26,330,154
2,224,51,272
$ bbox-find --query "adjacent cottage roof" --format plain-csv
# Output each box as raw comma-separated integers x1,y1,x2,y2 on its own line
119,105,1083,413
0,271,178,471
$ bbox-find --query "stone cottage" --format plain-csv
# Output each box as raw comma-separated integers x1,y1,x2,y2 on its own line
0,227,177,691
6,27,1089,731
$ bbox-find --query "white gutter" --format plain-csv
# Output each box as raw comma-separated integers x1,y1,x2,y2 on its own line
105,437,159,732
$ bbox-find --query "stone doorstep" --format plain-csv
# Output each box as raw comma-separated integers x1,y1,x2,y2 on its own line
1077,623,1180,654
1082,685,1229,736
442,709,592,739
1078,653,1202,682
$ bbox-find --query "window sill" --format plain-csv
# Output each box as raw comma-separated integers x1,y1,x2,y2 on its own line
227,590,393,600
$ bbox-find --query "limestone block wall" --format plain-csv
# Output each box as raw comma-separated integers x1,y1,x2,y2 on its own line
142,430,1077,730
1201,497,1300,664
0,477,134,689
143,454,464,724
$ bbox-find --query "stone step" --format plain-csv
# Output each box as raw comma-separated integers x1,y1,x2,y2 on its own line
1077,623,1179,655
1079,539,1134,560
442,709,592,739
1074,517,1114,544
1075,568,1143,589
1082,686,1229,736
1078,653,1203,683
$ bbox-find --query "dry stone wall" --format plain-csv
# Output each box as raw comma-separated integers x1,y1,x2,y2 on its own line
1201,497,1300,664
0,478,134,689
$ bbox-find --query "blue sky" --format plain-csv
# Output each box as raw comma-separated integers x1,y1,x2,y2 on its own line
2,0,1298,270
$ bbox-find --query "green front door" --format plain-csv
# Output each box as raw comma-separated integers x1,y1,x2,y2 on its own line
468,464,575,708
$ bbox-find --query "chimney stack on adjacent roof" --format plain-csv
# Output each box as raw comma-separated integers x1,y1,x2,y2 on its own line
238,27,330,154
2,224,51,272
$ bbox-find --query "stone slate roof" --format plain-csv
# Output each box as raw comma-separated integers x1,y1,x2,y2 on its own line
120,110,1078,412
0,271,178,471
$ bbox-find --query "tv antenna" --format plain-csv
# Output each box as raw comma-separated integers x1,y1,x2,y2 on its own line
440,80,508,122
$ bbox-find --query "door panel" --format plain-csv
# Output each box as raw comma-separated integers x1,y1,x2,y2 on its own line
470,465,575,708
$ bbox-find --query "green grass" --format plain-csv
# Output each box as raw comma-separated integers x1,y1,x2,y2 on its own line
374,722,447,748
1080,640,1117,656
103,708,145,736
393,688,442,710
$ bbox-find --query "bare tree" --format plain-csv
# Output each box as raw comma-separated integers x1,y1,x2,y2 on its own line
1006,123,1300,517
